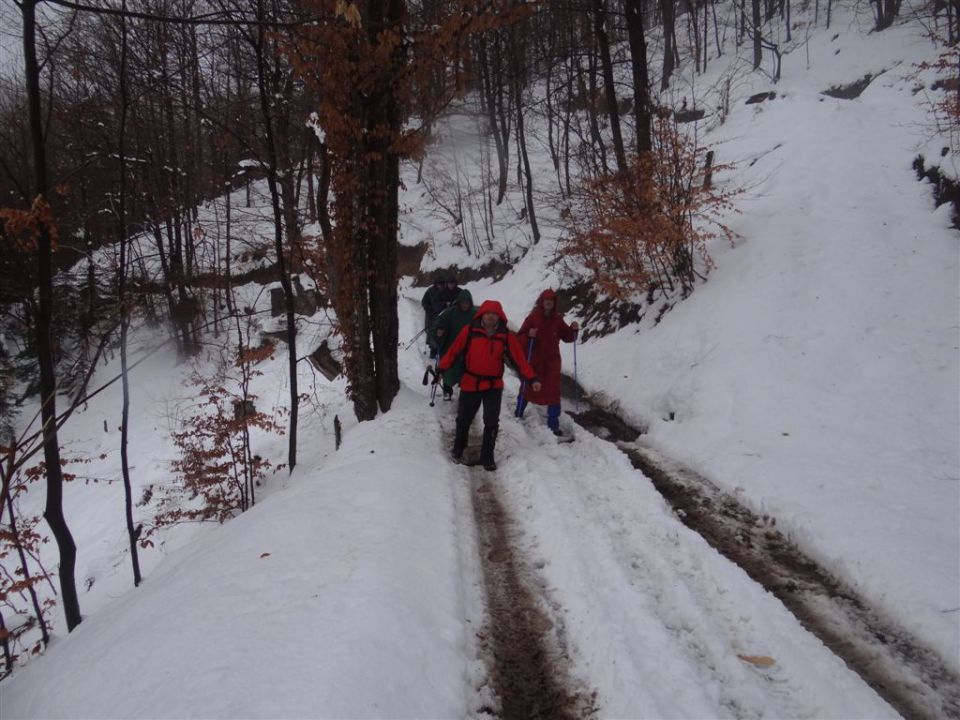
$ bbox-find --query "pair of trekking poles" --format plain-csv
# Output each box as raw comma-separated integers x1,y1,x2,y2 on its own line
410,326,443,406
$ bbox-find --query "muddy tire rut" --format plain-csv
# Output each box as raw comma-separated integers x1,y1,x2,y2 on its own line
565,389,960,720
456,449,596,719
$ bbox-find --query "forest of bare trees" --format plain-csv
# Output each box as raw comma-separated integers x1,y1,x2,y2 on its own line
0,0,955,676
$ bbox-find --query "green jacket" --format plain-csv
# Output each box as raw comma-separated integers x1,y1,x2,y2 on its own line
430,289,476,388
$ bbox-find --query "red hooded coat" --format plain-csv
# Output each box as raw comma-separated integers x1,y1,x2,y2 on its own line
518,289,578,406
439,300,538,392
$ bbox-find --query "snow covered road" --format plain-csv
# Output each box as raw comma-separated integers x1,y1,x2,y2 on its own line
440,392,900,718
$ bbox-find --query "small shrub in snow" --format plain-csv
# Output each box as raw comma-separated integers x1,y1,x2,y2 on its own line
0,460,57,678
561,118,738,302
146,342,283,533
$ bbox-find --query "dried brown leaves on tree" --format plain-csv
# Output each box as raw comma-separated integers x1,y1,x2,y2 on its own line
0,459,60,678
562,118,739,302
916,40,960,154
287,0,524,419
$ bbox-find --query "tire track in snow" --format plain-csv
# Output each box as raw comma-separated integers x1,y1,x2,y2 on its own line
442,424,597,719
565,391,960,720
497,415,892,718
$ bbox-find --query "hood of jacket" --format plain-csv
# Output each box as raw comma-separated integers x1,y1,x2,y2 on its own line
474,299,508,324
536,288,558,314
455,289,474,306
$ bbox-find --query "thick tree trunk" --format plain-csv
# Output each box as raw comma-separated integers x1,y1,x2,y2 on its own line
624,0,653,154
690,0,702,74
367,0,403,412
22,0,82,632
661,0,676,90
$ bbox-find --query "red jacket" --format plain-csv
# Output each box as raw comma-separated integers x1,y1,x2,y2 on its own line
439,300,538,392
518,289,578,406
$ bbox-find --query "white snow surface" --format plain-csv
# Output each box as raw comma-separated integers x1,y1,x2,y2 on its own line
2,3,958,718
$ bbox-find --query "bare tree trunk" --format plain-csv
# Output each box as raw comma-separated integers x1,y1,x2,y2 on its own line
562,41,574,196
116,0,142,587
253,7,298,471
703,0,709,73
713,0,724,55
586,44,608,173
753,0,763,69
624,0,653,154
510,28,540,243
21,0,82,632
478,36,508,204
661,0,676,90
689,0,702,75
592,0,627,175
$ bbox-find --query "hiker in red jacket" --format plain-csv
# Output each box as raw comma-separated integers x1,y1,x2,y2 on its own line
439,300,540,471
516,289,579,436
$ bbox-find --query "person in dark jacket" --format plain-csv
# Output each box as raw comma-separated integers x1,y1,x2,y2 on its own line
438,274,459,309
421,274,446,358
516,289,579,435
430,288,477,401
439,300,540,471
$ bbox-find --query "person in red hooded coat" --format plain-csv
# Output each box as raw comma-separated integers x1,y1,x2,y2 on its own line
516,289,579,435
439,300,540,471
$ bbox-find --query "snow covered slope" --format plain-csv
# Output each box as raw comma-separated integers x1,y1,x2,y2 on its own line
1,2,957,717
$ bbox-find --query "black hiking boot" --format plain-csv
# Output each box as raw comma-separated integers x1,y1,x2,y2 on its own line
480,425,498,471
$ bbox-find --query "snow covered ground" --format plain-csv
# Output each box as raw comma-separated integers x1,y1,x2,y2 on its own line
462,7,960,671
2,2,958,718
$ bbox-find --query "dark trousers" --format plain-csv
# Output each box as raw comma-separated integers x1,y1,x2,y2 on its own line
425,311,438,358
453,388,503,463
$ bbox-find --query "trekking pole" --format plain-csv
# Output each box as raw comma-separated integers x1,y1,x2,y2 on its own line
403,327,426,351
428,354,441,407
573,335,579,414
514,338,535,417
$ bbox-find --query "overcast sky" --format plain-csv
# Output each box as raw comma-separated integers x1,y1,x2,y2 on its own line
1,0,23,81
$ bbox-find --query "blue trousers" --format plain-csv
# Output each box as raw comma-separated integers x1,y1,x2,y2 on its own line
516,397,561,430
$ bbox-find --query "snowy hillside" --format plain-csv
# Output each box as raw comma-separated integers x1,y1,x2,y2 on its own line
492,15,960,664
1,2,958,718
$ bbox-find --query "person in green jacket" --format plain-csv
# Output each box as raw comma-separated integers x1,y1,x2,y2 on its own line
430,289,477,401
